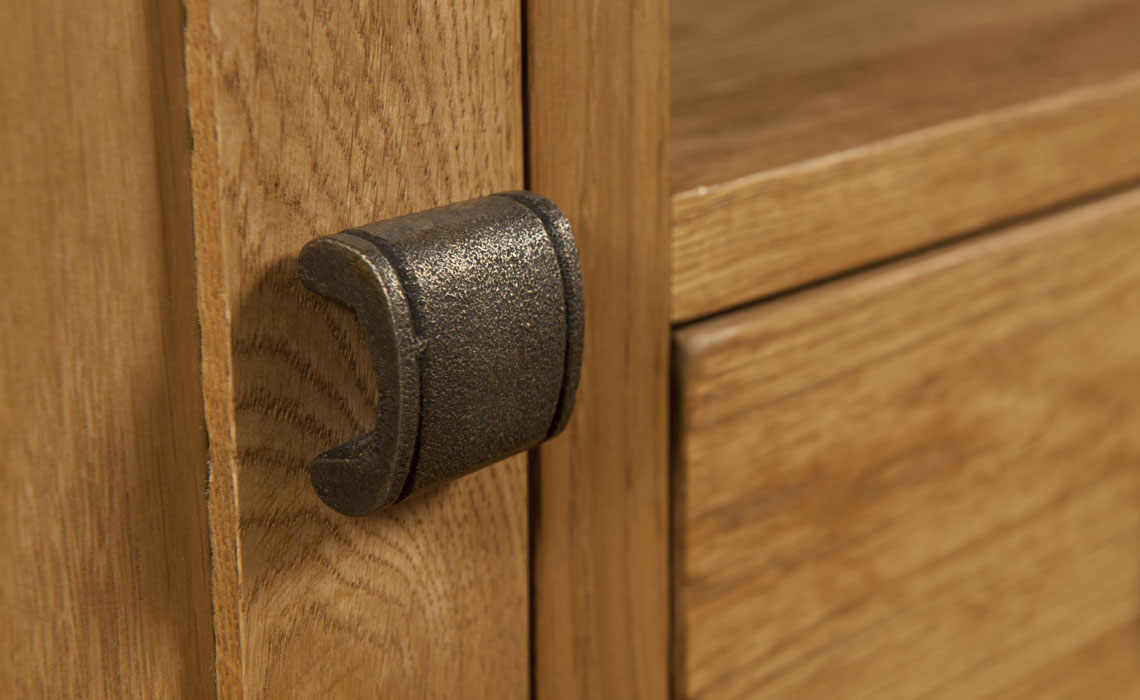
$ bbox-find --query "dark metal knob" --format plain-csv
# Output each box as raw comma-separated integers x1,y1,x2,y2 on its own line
297,192,584,516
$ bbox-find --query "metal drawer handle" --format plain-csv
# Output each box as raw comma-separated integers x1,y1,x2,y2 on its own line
297,192,585,516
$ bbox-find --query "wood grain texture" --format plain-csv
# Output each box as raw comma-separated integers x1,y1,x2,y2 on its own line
673,189,1140,700
0,0,214,695
183,1,528,696
526,1,672,698
671,0,1140,321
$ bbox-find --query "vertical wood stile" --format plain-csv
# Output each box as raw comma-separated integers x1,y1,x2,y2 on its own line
525,1,673,697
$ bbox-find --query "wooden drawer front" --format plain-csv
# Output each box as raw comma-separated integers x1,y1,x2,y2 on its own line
669,0,1140,322
673,190,1140,700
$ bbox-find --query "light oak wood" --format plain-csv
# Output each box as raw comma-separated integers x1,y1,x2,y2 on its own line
183,1,528,696
674,189,1140,700
671,0,1140,321
0,0,214,695
526,0,672,698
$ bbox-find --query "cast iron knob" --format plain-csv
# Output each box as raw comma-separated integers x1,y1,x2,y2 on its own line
297,192,584,516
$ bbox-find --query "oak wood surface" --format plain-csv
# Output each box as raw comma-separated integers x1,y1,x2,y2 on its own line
671,0,1140,321
673,188,1140,700
183,1,528,696
0,0,214,695
526,1,672,698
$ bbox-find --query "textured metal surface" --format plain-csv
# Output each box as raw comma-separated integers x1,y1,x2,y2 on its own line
297,192,584,516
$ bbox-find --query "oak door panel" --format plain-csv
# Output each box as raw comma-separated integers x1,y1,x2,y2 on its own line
183,1,528,696
0,0,213,695
674,189,1140,699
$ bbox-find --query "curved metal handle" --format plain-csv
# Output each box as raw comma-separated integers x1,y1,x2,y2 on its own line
297,192,584,516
